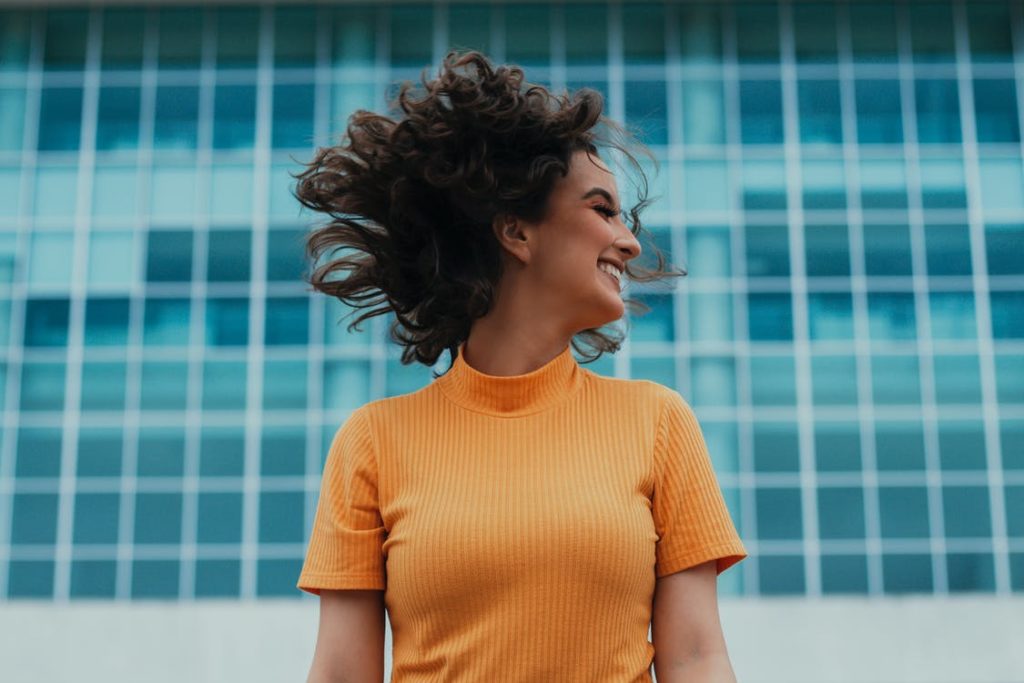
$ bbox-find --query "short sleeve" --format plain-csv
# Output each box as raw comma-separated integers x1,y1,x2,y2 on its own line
651,389,748,578
297,405,387,594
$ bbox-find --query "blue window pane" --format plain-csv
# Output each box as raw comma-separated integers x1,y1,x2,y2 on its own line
802,159,846,209
938,420,987,471
504,5,550,67
143,297,191,346
85,297,130,346
682,80,725,145
274,6,316,67
263,359,306,411
7,560,54,598
943,486,992,538
202,360,247,410
195,559,241,598
735,2,779,63
564,3,606,66
684,160,730,211
131,560,179,598
37,87,82,151
24,297,69,347
689,292,733,342
933,353,983,405
915,79,961,144
750,356,796,407
19,361,65,411
331,6,377,65
807,292,854,341
624,80,667,145
140,360,188,411
748,292,793,341
207,229,251,282
804,224,850,276
33,164,78,218
925,224,971,275
974,79,1020,143
16,426,62,477
879,486,930,538
322,360,371,410
752,420,799,471
149,162,197,218
821,554,868,594
991,291,1024,338
215,6,260,68
154,85,199,149
689,356,737,408
77,427,123,477
28,230,73,288
1007,485,1024,536
849,2,898,63
979,157,1024,213
206,297,249,346
812,355,859,405
871,355,921,405
759,555,805,595
134,492,182,544
0,10,32,73
43,9,87,69
267,228,305,281
73,493,119,544
201,426,246,476
146,230,193,282
261,425,306,475
745,225,789,277
12,493,58,544
631,293,673,342
909,1,956,63
272,82,315,149
259,490,304,543
986,224,1024,275
919,157,967,209
756,487,803,540
622,3,664,65
80,361,126,411
793,3,837,63
197,492,243,544
157,8,203,67
686,227,731,278
209,163,254,219
929,291,976,340
743,159,786,209
0,87,26,151
96,86,140,151
948,553,995,592
860,156,907,208
137,427,185,477
264,296,308,346
856,79,902,144
814,420,861,472
818,487,866,539
70,560,116,598
258,557,305,597
92,164,139,219
995,355,1024,404
867,291,917,340
100,8,145,69
864,223,912,275
213,84,256,149
740,80,783,144
798,79,842,144
876,419,927,471
967,1,1014,62
883,554,933,593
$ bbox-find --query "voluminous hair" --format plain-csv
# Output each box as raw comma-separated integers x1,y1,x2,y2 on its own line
291,49,685,372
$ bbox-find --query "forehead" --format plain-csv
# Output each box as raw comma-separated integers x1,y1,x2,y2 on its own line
567,149,617,194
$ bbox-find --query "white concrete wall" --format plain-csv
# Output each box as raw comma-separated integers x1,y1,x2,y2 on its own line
2,596,1023,682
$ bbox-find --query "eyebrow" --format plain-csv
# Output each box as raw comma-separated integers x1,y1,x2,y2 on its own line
581,187,620,209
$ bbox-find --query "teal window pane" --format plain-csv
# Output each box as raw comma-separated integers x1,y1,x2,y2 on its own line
871,355,921,405
973,80,1020,143
213,84,257,149
740,80,783,144
24,297,70,347
322,360,371,410
750,354,796,406
505,5,551,66
157,8,203,67
689,355,736,408
814,420,861,472
73,493,119,544
215,6,260,68
735,2,779,63
330,80,376,138
919,156,966,209
15,426,62,478
266,228,305,281
938,420,987,471
96,86,140,151
264,296,308,346
209,163,254,219
929,291,976,340
811,355,858,406
272,82,314,150
92,164,139,218
909,1,956,63
77,426,123,477
80,361,126,411
197,492,243,543
689,292,732,342
33,164,78,218
88,230,136,287
140,360,188,410
995,354,1024,404
979,157,1024,212
331,6,376,66
793,3,837,63
759,555,805,595
71,560,116,598
859,157,907,209
207,229,251,282
84,297,130,346
798,80,842,144
100,8,145,68
875,419,927,471
867,291,917,340
631,354,675,387
807,292,854,340
37,87,82,150
1007,485,1024,537
703,421,739,473
143,297,191,346
991,291,1024,338
149,162,197,218
684,160,730,211
985,224,1024,275
263,359,307,410
274,6,316,67
0,166,21,217
752,420,799,472
448,3,491,56
134,492,182,544
259,490,304,543
967,1,1015,62
915,79,961,144
742,159,786,210
622,3,664,65
849,2,898,63
821,554,868,594
864,224,912,275
201,425,246,476
565,3,607,65
19,360,65,411
258,558,304,597
932,353,982,405
0,10,32,72
389,5,433,67
624,80,667,145
12,493,58,543
948,553,995,592
682,80,725,146
0,87,26,151
943,486,992,538
818,487,865,540
677,3,722,64
744,225,789,277
883,554,933,593
195,559,240,597
261,425,305,475
28,230,74,288
269,163,303,219
802,158,846,209
879,486,930,538
154,85,199,149
855,79,903,144
804,224,850,276
756,487,803,540
146,229,192,282
631,293,673,342
202,359,247,410
43,9,88,69
747,292,793,341
131,560,178,598
7,561,54,598
137,426,185,477
925,224,971,275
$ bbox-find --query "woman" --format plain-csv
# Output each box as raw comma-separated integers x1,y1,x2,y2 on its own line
292,49,747,683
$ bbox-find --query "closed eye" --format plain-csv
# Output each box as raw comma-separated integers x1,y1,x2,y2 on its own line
594,204,619,218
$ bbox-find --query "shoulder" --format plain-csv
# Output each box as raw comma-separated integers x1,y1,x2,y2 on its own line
582,369,680,415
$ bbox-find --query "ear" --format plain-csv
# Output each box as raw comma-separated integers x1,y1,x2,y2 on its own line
491,212,533,265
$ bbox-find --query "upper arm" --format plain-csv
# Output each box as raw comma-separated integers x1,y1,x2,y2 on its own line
651,559,728,668
306,588,386,683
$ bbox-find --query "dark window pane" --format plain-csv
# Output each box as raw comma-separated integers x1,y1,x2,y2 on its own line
948,553,995,592
258,490,304,543
915,79,961,144
985,224,1024,275
622,3,665,66
938,420,987,471
0,10,33,71
909,1,956,63
565,3,607,66
332,6,376,66
265,296,309,346
154,85,199,149
73,493,119,544
875,420,927,471
261,424,305,474
143,297,191,346
740,80,784,144
448,4,490,56
735,2,779,63
274,6,317,67
216,6,260,68
821,554,868,594
624,80,667,145
864,224,913,275
213,84,257,149
80,361,127,411
206,297,249,346
991,291,1024,338
804,224,850,276
818,487,865,539
752,420,799,471
759,555,805,595
197,492,243,543
38,87,83,151
16,427,62,478
96,86,141,151
748,292,793,341
871,354,922,405
856,79,903,144
807,292,854,341
207,229,251,282
84,297,130,346
8,560,54,598
272,83,314,150
505,5,550,67
201,426,245,476
12,493,59,544
77,427,123,477
967,1,1014,62
677,3,722,64
925,224,971,275
24,297,69,347
756,487,803,540
943,486,992,538
814,420,861,471
933,353,983,405
879,486,930,538
793,3,837,63
867,291,917,340
266,228,306,281
101,8,146,68
389,4,433,67
202,360,247,410
883,553,933,593
849,2,898,63
146,230,193,282
134,492,183,544
798,80,842,144
137,427,186,477
196,559,240,597
71,560,116,598
258,557,304,597
140,360,188,410
19,361,65,412
973,79,1020,143
157,7,203,67
131,560,179,598
43,9,88,69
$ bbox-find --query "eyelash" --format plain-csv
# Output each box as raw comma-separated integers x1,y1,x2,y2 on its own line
594,204,619,218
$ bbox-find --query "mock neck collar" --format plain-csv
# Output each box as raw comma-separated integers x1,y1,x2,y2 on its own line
436,341,585,417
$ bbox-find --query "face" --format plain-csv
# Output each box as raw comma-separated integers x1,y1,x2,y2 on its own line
494,148,643,332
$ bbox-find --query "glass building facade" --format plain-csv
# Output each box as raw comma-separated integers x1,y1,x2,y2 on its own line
0,1,1022,601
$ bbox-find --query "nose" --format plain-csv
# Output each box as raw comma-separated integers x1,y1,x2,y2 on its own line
614,222,642,263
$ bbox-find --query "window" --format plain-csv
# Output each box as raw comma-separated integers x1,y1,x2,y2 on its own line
818,487,866,540
207,229,251,282
331,6,376,66
756,487,803,540
212,84,257,149
752,420,800,472
274,6,317,67
855,79,902,144
814,420,862,472
271,83,314,150
973,80,1020,143
134,492,183,544
37,87,82,151
915,79,961,144
879,486,930,538
96,86,141,151
146,229,193,282
740,80,784,144
153,85,199,149
798,80,842,144
871,354,921,405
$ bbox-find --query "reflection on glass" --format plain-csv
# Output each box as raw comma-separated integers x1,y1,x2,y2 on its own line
915,79,961,144
154,85,200,149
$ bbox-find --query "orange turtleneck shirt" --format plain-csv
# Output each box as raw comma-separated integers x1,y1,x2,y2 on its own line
297,342,747,682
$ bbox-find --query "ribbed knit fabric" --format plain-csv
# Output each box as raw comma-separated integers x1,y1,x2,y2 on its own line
297,341,747,682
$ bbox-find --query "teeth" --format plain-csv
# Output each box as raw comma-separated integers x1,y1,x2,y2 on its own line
598,262,622,283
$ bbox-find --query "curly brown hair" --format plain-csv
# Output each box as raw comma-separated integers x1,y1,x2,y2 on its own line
291,49,685,373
